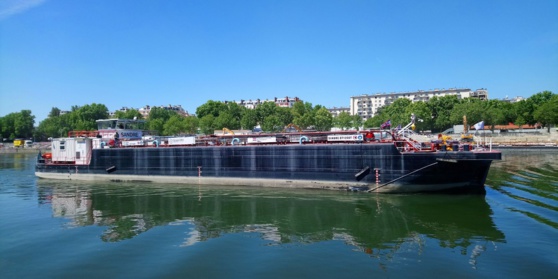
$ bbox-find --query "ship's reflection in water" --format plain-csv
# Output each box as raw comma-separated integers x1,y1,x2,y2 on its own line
37,181,505,268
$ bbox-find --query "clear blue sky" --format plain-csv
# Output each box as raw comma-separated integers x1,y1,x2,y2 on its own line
1,0,557,123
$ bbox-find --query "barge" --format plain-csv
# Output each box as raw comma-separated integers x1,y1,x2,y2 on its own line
35,117,501,194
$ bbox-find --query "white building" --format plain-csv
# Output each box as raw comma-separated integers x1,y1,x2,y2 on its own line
327,107,350,117
137,104,190,119
501,96,525,103
350,88,488,120
226,97,302,109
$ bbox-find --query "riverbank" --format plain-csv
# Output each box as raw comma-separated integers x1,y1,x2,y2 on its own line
0,142,50,154
472,128,558,147
0,148,44,154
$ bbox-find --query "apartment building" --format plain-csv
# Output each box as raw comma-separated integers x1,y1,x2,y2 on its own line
350,88,488,120
226,97,302,109
136,104,190,118
327,107,350,117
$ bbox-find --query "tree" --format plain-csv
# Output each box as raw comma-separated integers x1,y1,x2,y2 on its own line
498,101,516,124
275,107,294,128
515,115,526,130
449,98,483,130
163,115,186,136
183,116,199,134
529,91,554,107
261,115,282,132
35,111,73,140
481,101,505,132
363,114,384,129
214,111,237,130
314,108,333,131
514,99,535,126
199,114,216,135
148,107,177,121
68,104,109,131
380,98,412,128
352,115,363,131
406,101,434,132
196,100,228,119
241,109,258,130
335,112,353,130
114,109,143,120
48,107,61,118
292,101,315,129
514,91,554,126
226,102,245,128
0,110,35,139
15,110,35,139
255,101,277,123
148,118,165,135
428,95,461,131
533,94,558,132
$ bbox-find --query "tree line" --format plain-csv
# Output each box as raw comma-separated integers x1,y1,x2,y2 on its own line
1,91,556,142
362,90,557,133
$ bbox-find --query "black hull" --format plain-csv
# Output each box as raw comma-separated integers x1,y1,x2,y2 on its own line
35,143,500,194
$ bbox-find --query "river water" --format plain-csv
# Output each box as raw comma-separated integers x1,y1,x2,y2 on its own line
1,150,557,278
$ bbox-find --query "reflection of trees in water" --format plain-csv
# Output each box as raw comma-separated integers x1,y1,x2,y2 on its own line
37,182,505,269
487,150,558,229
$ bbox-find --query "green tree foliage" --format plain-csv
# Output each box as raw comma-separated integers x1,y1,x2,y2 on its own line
0,110,35,140
163,115,186,136
405,101,433,132
113,109,143,120
183,116,199,134
351,115,363,131
382,98,412,128
48,107,61,118
199,114,216,135
147,107,178,134
335,112,353,130
482,100,506,132
195,100,228,119
292,101,315,129
534,94,558,132
148,118,165,135
449,98,484,129
161,114,199,136
68,104,109,131
514,99,535,125
314,108,333,131
515,91,555,126
428,95,461,130
240,109,258,130
214,111,238,130
364,98,413,129
226,102,245,127
363,114,384,129
261,115,282,132
255,102,278,123
275,107,294,128
529,91,554,107
148,107,177,121
35,116,67,140
514,115,527,131
498,101,516,124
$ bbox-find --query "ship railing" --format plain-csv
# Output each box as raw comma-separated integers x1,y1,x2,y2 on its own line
68,130,100,138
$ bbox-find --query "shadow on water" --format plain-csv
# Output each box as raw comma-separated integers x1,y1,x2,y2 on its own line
486,149,558,229
36,179,505,265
